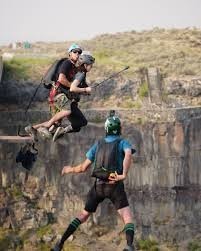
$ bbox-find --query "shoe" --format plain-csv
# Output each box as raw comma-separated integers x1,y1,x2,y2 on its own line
25,125,38,142
49,124,57,133
52,125,73,142
37,127,52,139
123,244,135,251
52,127,66,142
50,241,62,251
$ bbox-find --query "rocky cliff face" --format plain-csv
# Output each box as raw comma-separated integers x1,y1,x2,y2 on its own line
1,75,200,112
0,105,201,249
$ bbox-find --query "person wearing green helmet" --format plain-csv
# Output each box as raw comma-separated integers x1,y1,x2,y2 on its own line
51,112,136,251
105,114,121,135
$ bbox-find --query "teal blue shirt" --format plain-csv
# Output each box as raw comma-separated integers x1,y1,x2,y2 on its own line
86,135,132,174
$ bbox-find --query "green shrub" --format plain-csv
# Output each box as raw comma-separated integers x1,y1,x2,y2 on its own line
120,97,142,109
188,240,201,251
137,239,159,251
36,242,51,251
139,82,149,98
7,185,23,199
4,58,29,80
20,229,34,243
0,228,23,251
0,235,10,251
36,225,52,238
3,57,52,81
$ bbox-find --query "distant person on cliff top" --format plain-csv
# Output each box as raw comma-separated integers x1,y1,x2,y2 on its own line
25,46,95,142
51,112,136,251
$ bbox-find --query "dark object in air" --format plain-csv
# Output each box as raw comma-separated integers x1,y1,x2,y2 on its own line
42,58,67,89
16,143,38,170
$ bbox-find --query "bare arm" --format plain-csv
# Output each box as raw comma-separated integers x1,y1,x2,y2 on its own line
121,148,132,178
70,79,91,94
109,149,132,182
58,73,71,88
62,158,92,175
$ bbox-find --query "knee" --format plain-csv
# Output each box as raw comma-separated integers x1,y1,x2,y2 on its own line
118,206,133,224
78,210,90,223
61,110,70,117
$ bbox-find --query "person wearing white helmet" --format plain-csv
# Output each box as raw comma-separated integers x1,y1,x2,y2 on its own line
52,53,95,141
25,43,83,140
48,43,83,114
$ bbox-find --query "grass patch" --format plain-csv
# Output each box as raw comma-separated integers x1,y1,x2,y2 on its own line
20,229,34,242
90,28,201,78
36,242,51,251
0,236,11,251
2,28,201,82
63,243,88,251
137,239,159,251
3,57,53,81
90,114,104,123
0,228,22,251
120,97,142,109
188,240,201,251
139,82,149,98
36,225,53,239
7,185,23,200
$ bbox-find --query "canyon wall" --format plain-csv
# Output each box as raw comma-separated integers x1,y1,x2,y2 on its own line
0,108,201,247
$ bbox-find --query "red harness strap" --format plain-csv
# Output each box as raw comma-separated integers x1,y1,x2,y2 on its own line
48,82,61,115
48,82,61,103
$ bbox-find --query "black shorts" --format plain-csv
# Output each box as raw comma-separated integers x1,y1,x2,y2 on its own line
84,182,129,213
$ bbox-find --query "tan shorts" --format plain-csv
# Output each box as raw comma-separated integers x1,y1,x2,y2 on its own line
50,93,71,116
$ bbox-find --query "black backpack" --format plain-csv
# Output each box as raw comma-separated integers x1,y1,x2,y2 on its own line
92,138,122,181
42,58,67,89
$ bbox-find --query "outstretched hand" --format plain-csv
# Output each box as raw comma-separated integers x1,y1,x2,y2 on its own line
62,166,72,175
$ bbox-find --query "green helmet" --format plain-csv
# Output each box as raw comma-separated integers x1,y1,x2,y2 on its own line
105,116,121,135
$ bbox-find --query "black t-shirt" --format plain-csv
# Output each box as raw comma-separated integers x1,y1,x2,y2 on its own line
57,59,77,84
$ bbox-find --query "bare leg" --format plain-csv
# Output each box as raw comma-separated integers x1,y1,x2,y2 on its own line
118,206,135,250
117,206,133,224
33,110,71,130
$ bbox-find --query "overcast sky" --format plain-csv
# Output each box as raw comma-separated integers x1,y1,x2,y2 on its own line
0,0,201,45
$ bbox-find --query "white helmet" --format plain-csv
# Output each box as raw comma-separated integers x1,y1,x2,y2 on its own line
68,43,82,54
78,54,95,65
